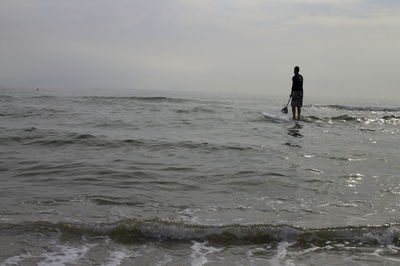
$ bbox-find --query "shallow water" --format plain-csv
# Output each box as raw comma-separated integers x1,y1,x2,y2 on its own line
1,88,400,265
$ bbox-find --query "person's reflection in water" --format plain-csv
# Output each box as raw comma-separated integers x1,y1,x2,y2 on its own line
288,124,303,138
285,124,303,147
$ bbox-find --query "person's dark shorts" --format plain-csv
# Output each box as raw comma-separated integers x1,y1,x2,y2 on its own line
291,91,303,107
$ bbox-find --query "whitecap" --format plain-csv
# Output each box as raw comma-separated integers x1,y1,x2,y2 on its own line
37,244,91,266
190,241,223,266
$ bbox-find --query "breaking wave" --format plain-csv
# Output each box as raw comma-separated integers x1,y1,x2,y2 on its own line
2,219,400,246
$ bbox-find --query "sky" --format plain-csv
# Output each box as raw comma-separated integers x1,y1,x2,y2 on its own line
0,0,399,99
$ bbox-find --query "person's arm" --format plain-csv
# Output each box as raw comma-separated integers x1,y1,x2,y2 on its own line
290,77,294,97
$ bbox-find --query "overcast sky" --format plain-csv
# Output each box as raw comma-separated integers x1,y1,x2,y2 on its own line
1,0,399,99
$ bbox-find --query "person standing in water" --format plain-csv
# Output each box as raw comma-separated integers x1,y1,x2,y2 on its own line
290,66,303,121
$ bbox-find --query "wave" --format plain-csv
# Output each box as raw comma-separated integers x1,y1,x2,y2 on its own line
0,107,67,118
0,95,13,100
175,107,216,114
310,104,400,112
1,128,254,152
382,115,400,120
32,95,57,99
2,219,400,246
330,115,359,122
301,114,400,124
3,94,190,102
82,96,197,103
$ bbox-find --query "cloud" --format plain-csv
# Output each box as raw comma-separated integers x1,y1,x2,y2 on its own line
285,14,400,28
0,0,399,98
290,0,361,3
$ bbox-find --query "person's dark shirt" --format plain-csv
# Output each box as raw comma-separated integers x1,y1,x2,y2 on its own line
292,74,303,92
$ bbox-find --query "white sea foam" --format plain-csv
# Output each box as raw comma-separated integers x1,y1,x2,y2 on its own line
190,241,223,266
1,253,34,266
247,245,271,257
1,245,91,266
155,254,173,266
37,245,91,266
104,250,135,266
362,227,400,245
270,241,295,266
178,208,200,224
248,247,266,256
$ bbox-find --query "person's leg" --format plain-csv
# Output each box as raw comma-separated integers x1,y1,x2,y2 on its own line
292,106,296,120
297,107,301,121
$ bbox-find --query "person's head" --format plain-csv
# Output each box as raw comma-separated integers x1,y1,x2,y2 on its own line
294,66,300,74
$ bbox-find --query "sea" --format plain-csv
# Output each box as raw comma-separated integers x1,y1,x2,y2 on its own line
1,87,400,265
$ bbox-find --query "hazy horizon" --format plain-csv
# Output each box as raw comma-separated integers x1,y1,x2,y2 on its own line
1,0,399,100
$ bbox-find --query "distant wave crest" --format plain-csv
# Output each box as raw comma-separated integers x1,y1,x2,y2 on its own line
311,104,400,112
0,95,13,99
82,96,196,103
1,128,254,152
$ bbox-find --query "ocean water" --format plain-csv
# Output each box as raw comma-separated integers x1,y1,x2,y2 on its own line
1,88,400,265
